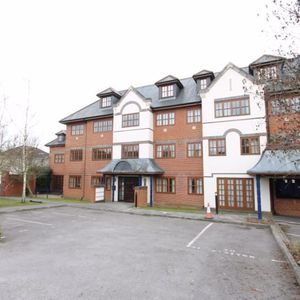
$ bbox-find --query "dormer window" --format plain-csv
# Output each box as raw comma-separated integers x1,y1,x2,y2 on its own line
101,96,112,108
199,79,207,90
155,75,183,100
161,85,174,98
57,135,65,142
257,65,278,81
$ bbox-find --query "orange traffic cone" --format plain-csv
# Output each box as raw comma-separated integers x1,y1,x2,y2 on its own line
205,203,214,219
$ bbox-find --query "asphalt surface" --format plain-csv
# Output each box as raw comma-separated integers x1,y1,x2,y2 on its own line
0,207,299,300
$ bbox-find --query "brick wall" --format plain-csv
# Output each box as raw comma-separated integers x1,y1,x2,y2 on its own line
274,198,300,217
153,106,204,208
0,173,36,197
61,118,113,201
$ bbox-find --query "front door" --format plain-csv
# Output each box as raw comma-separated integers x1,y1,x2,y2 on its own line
118,176,139,202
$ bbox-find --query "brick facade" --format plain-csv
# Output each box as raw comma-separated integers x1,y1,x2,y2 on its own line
153,106,203,208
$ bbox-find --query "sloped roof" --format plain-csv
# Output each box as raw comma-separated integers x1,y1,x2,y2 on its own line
55,130,66,135
60,77,201,123
155,75,183,88
96,87,121,99
201,62,254,92
98,158,164,175
45,138,65,147
249,54,284,68
248,150,300,176
192,69,215,81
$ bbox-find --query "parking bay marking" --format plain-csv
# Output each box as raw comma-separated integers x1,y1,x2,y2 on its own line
7,217,53,226
186,223,213,248
287,233,300,238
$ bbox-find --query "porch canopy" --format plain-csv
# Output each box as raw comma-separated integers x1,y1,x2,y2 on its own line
98,158,164,175
248,149,300,176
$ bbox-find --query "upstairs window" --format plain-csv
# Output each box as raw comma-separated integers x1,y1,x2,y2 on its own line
241,137,260,155
271,97,300,115
187,143,202,157
257,66,278,81
93,120,113,132
54,153,64,164
156,112,175,126
57,135,65,142
209,139,226,156
71,124,84,136
101,96,112,108
122,144,139,159
92,147,112,160
156,144,175,158
70,149,83,161
199,79,207,90
122,113,139,127
161,85,174,98
215,97,250,118
187,109,201,123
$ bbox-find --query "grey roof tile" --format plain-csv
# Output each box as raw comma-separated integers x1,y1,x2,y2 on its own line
248,149,300,175
98,158,164,175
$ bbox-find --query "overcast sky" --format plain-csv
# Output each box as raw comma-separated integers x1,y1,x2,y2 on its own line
0,0,287,151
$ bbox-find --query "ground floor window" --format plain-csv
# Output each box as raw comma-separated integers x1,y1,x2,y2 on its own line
188,177,203,194
275,178,300,199
156,177,175,193
69,176,81,189
91,176,105,187
217,178,254,210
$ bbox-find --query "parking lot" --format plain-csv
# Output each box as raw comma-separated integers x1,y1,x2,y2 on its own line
0,207,299,300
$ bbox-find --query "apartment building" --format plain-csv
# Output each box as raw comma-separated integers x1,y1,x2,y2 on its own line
46,54,300,216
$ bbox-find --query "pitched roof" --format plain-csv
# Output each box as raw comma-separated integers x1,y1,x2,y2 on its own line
192,69,215,81
45,138,65,147
60,77,201,123
96,87,121,99
249,54,284,68
200,62,254,92
155,75,183,88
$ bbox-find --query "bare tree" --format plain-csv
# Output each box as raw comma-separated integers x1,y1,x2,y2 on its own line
261,0,300,150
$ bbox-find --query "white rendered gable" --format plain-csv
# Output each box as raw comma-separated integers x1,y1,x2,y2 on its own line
113,87,153,159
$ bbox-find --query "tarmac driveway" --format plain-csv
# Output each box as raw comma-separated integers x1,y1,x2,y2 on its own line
0,207,299,300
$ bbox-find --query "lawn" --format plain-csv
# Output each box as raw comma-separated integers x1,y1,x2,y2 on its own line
0,198,40,208
36,197,90,204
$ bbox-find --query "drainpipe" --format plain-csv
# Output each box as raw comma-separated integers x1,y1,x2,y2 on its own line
150,175,153,207
81,121,88,200
112,175,115,202
256,175,262,220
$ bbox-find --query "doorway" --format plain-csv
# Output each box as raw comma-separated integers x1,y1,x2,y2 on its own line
118,176,139,202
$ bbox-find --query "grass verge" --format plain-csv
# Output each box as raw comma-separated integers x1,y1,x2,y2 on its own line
142,206,202,214
36,197,90,204
0,198,41,208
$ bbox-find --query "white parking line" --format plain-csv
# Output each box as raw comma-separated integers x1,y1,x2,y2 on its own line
186,223,213,248
7,217,53,226
287,233,300,237
51,212,75,217
271,259,287,263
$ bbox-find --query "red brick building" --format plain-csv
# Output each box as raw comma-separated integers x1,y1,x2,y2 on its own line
47,55,300,216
